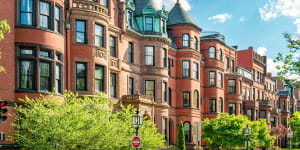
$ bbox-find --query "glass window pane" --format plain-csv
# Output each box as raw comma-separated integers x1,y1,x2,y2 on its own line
40,50,50,58
76,21,85,32
40,62,50,91
20,49,33,55
21,13,32,25
145,47,154,66
110,73,116,97
76,32,85,43
21,0,33,12
145,80,154,97
20,60,33,89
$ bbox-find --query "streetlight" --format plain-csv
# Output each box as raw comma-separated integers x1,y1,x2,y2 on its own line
287,129,293,150
132,108,143,150
244,124,251,150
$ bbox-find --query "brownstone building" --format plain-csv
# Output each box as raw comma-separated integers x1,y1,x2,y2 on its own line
0,0,298,149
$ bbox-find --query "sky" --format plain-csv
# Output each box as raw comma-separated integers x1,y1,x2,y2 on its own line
153,0,300,76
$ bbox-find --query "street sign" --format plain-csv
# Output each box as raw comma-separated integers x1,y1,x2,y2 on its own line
131,136,141,148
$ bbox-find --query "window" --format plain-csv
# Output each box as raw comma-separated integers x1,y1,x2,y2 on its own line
226,57,229,69
168,58,171,76
193,63,199,79
247,109,252,120
76,63,86,91
39,1,50,29
40,61,51,91
127,11,133,26
95,65,104,92
95,24,104,47
228,80,236,93
240,104,242,114
76,20,86,44
209,71,216,86
110,36,116,57
193,37,198,50
229,103,236,115
218,98,223,112
290,104,294,113
163,82,167,102
128,78,134,95
169,88,172,106
252,69,255,81
20,0,33,25
110,73,116,98
193,90,199,108
163,118,168,141
145,17,153,31
183,122,191,142
128,42,134,63
271,117,275,127
219,49,223,61
54,6,61,32
248,90,250,100
182,61,190,78
253,88,255,100
281,117,286,126
182,34,190,47
231,60,234,72
259,110,266,118
20,60,34,89
145,80,155,97
145,46,154,66
163,48,167,67
183,92,190,107
258,90,260,100
262,91,264,100
55,64,61,93
218,73,223,88
239,80,242,94
102,0,108,7
209,99,216,112
161,19,166,33
209,47,216,59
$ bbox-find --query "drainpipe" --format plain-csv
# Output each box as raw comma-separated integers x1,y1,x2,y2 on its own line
65,0,71,91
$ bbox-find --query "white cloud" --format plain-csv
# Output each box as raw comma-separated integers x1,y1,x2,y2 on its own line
259,0,300,21
153,0,191,11
208,13,232,24
239,17,245,22
257,47,267,56
294,19,300,34
267,58,282,76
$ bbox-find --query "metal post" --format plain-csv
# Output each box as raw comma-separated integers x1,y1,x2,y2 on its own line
136,108,139,150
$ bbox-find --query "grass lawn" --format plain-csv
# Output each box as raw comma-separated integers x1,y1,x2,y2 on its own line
281,148,300,150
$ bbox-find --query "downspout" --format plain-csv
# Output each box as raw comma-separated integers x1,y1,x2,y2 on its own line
65,0,71,91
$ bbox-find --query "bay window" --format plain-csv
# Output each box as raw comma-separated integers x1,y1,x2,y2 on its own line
145,46,154,66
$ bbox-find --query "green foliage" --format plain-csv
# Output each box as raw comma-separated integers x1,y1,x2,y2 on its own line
289,112,300,146
0,19,11,73
11,92,166,150
274,33,300,87
177,121,185,150
202,113,275,150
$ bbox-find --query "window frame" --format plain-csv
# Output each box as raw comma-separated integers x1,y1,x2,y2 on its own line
127,10,133,26
128,77,134,95
145,16,153,31
145,80,155,98
75,20,87,44
145,46,155,66
218,73,223,88
183,122,191,142
183,91,190,107
76,62,87,91
231,60,235,72
193,90,199,108
94,24,105,47
182,60,190,78
39,0,51,29
110,73,117,98
163,48,167,67
20,0,33,26
39,61,51,91
219,49,223,61
209,99,216,113
162,81,167,102
128,42,134,63
193,62,199,80
182,34,190,48
209,71,216,87
226,57,229,69
110,36,117,57
193,36,198,50
209,47,216,59
229,103,236,115
218,98,223,112
228,79,236,94
54,5,61,33
95,65,105,93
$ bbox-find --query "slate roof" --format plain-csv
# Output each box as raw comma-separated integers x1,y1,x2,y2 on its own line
134,0,160,16
167,3,201,30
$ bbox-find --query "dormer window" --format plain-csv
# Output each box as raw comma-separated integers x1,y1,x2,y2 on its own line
182,34,190,48
161,19,166,33
145,17,153,31
127,11,133,26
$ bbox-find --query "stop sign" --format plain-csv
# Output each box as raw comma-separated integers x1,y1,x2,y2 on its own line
131,136,141,148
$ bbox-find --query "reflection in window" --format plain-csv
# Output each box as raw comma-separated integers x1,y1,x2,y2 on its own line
40,62,51,91
76,62,86,91
54,6,61,32
55,64,61,93
229,79,236,93
219,49,223,61
193,63,198,79
145,80,155,97
229,103,236,115
20,0,33,25
40,1,50,29
128,78,134,95
76,20,86,44
209,47,216,59
194,90,199,108
127,11,133,26
182,34,190,47
145,17,153,31
184,122,191,142
20,60,33,89
193,37,198,50
110,36,116,57
128,42,134,63
218,73,223,88
209,71,216,86
218,98,223,112
183,92,190,107
182,61,190,78
95,24,104,47
210,99,216,112
95,65,104,92
110,73,116,98
145,46,154,66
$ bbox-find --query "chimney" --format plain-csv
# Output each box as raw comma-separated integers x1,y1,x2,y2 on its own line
177,0,180,4
232,45,238,49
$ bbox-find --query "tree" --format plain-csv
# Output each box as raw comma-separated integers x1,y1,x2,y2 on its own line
0,19,11,73
11,92,166,150
202,113,275,149
177,121,185,150
274,33,300,87
289,112,300,146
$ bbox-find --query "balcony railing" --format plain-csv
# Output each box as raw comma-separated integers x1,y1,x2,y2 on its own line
258,100,272,107
237,67,253,80
122,94,155,103
72,0,108,16
243,100,259,108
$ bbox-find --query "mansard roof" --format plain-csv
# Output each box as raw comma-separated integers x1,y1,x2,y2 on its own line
167,3,201,30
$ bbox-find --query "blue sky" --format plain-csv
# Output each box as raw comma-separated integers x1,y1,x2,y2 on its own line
156,0,300,76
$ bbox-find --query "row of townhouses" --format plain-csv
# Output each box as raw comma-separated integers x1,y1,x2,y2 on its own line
0,0,299,149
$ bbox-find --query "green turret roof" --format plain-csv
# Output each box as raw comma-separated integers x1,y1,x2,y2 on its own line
134,0,160,15
167,3,201,30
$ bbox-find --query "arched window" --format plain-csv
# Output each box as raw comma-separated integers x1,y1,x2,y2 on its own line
218,97,223,112
219,49,223,61
193,36,198,50
209,47,216,59
182,34,190,48
193,90,199,108
183,122,191,142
